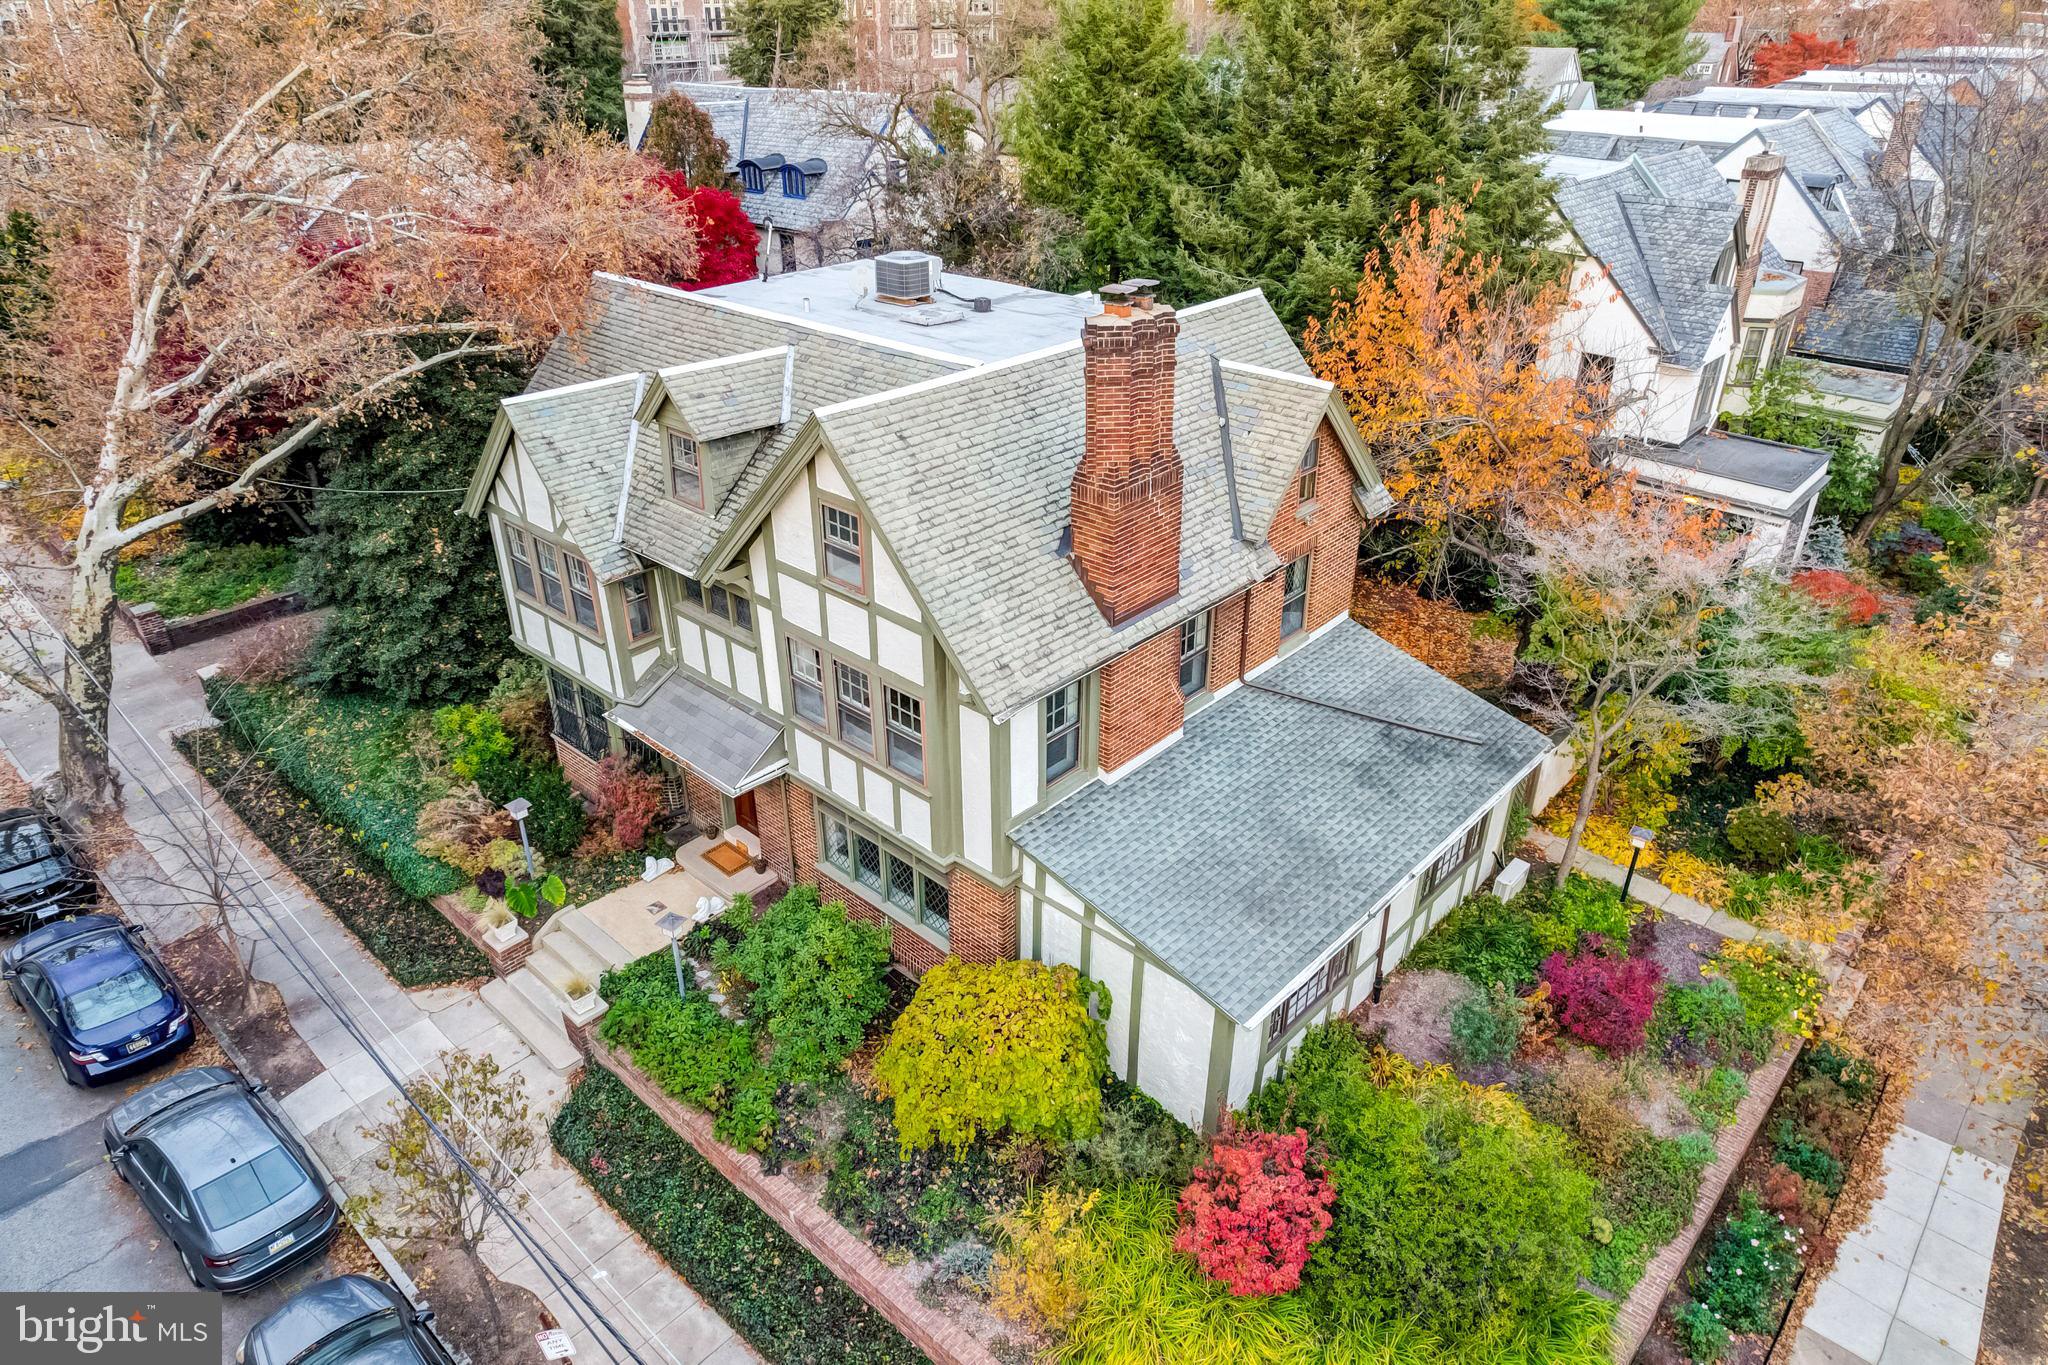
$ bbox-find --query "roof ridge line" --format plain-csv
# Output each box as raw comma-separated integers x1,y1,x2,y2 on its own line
811,337,1082,421
1216,358,1330,389
505,372,641,404
658,344,792,378
590,272,977,368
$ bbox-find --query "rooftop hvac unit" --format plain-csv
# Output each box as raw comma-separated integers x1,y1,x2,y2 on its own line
873,251,942,303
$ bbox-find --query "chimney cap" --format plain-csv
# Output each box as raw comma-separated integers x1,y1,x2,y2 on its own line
1099,283,1135,297
1123,277,1161,290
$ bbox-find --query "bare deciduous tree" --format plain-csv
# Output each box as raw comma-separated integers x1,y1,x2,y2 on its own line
0,0,698,813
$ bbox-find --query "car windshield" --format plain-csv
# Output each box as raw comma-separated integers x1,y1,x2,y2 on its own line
0,821,55,872
297,1311,408,1365
191,1144,306,1230
62,968,164,1031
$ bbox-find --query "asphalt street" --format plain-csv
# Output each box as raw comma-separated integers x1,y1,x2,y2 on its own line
0,937,341,1362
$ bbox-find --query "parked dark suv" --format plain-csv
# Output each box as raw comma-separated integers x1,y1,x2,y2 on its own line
102,1066,342,1292
238,1276,458,1365
2,913,193,1085
0,805,95,934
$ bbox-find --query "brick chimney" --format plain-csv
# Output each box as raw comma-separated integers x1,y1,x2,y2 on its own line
1880,97,1924,184
1070,281,1183,625
1733,150,1785,322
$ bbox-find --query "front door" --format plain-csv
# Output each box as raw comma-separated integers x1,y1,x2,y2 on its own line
734,789,760,837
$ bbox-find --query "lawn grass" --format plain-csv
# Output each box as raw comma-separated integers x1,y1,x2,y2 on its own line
116,541,296,618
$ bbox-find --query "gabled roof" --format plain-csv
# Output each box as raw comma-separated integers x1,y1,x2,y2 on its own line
803,292,1375,721
657,82,904,233
1013,622,1550,1024
648,347,792,441
1793,275,1932,372
488,375,646,581
1553,148,1738,370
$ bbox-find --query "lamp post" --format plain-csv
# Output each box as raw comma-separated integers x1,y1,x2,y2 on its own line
504,798,534,879
652,904,690,999
1621,825,1655,901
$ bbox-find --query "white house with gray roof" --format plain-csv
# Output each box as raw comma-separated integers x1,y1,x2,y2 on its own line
462,256,1551,1129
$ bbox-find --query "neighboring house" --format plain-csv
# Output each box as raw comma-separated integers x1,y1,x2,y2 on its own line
622,0,739,87
1543,147,1831,567
1656,88,1897,145
460,256,1550,1129
1521,46,1597,112
1684,16,1743,84
1757,271,1942,458
640,83,933,277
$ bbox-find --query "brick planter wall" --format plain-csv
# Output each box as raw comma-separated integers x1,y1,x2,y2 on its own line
120,590,306,656
426,893,530,978
589,1040,1002,1365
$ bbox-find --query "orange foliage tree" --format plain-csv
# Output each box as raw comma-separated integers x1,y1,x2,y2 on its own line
1304,200,1618,590
0,0,699,809
1746,33,1858,84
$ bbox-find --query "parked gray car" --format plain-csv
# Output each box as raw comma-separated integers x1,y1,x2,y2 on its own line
101,1066,342,1292
237,1275,458,1365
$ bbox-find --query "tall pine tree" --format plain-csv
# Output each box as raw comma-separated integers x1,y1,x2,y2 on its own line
1009,0,1206,290
1544,0,1703,107
1178,0,1553,329
727,0,844,86
296,358,531,705
537,0,629,137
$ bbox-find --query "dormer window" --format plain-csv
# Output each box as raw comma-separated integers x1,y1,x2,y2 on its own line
1296,439,1320,506
668,430,703,506
737,160,765,194
781,165,807,198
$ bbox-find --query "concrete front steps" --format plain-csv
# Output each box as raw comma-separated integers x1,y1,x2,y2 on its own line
479,907,638,1074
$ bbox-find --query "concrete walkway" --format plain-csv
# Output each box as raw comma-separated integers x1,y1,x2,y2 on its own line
0,552,753,1365
1529,828,1764,944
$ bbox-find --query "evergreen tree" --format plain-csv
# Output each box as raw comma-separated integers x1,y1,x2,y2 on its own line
643,92,733,185
537,0,628,138
1178,0,1553,329
1544,0,1703,107
1009,0,1205,289
728,0,844,86
297,358,531,705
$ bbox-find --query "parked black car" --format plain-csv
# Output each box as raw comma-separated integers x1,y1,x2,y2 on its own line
0,805,95,934
2,913,193,1085
237,1276,458,1365
102,1066,342,1292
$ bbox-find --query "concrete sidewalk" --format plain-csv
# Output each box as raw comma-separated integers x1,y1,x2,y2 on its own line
0,554,753,1365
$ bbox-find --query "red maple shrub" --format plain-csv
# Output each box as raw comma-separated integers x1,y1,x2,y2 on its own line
1791,569,1883,627
1173,1121,1335,1296
1540,950,1662,1053
1748,33,1858,85
591,755,665,849
650,171,759,288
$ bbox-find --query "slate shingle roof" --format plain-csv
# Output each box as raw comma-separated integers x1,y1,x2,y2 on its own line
1012,623,1550,1023
1793,275,1932,371
499,377,645,581
814,293,1334,721
658,83,901,234
1554,149,1737,371
611,668,785,795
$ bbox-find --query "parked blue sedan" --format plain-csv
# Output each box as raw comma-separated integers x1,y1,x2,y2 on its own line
2,913,193,1085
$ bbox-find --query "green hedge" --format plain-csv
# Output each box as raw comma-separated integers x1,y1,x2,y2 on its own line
175,728,487,986
551,1067,923,1365
203,679,464,897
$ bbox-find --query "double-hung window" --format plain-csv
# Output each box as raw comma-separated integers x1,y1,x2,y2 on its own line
1735,328,1767,383
788,641,826,725
1419,818,1487,901
835,662,874,753
818,808,950,941
821,503,865,591
884,687,924,782
1296,439,1319,504
534,541,567,613
1266,941,1355,1043
681,577,754,634
564,555,599,631
1178,613,1210,697
1691,356,1725,433
507,528,537,598
1280,556,1310,638
548,669,612,760
1043,682,1081,783
669,431,703,506
624,574,655,640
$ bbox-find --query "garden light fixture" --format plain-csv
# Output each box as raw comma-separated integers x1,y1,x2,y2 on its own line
504,797,534,878
1621,825,1655,901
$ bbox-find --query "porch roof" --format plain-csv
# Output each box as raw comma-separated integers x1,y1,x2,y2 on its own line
610,671,786,797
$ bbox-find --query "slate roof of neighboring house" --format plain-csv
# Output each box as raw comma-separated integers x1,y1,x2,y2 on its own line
1793,275,1931,371
813,292,1337,721
1522,45,1583,88
1012,622,1550,1024
1656,95,1893,119
1689,32,1731,74
499,273,958,581
658,83,899,233
1552,148,1738,370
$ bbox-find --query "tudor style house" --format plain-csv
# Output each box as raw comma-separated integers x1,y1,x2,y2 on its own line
462,254,1549,1129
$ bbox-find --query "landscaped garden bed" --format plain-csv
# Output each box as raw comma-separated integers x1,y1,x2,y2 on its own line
117,539,298,619
175,725,489,986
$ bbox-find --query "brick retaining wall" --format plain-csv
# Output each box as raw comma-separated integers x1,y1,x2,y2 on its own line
426,892,530,978
121,590,306,655
588,1039,1002,1365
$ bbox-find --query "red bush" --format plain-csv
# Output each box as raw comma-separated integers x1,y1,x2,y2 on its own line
1791,569,1882,627
591,755,665,849
1747,33,1858,85
649,172,759,288
1173,1122,1335,1296
1540,950,1662,1053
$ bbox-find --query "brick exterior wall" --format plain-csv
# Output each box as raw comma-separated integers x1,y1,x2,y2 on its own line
553,735,605,800
1070,302,1184,625
1096,627,1185,772
1205,590,1248,691
945,862,1018,964
682,769,725,832
753,775,797,882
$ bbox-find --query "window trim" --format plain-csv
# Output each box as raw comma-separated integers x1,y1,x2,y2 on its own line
787,638,827,729
817,806,950,944
1419,816,1488,903
819,496,868,595
1296,439,1319,506
1042,680,1083,786
834,660,875,757
1691,355,1726,434
564,554,601,633
623,573,657,641
678,575,754,638
1279,554,1310,639
668,429,704,507
1178,612,1210,698
509,522,605,640
883,685,926,785
1267,940,1356,1044
506,527,537,598
548,669,613,761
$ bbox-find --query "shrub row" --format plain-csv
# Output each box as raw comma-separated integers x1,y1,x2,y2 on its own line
204,678,465,897
551,1067,924,1365
175,727,487,986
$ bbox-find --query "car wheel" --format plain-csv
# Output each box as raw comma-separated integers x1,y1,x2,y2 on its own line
177,1243,206,1290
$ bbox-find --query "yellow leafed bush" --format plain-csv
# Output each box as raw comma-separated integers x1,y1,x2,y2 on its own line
1658,850,1730,909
